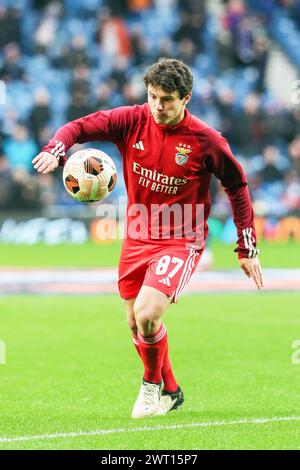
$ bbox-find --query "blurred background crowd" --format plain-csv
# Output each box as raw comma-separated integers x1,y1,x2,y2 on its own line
0,0,299,217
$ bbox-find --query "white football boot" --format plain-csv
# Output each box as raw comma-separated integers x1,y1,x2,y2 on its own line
131,380,162,419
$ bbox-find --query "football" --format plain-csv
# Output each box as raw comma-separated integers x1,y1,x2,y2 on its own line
63,148,117,202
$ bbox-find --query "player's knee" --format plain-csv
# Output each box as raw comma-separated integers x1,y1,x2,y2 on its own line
134,302,163,332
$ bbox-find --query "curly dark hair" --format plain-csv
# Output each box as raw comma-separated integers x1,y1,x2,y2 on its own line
143,58,193,99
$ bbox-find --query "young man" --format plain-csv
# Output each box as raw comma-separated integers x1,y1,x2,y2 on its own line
32,58,263,419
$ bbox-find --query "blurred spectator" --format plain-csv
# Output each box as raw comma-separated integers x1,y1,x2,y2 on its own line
284,109,300,142
215,87,236,142
177,38,197,66
223,0,247,35
173,11,205,55
155,38,174,61
178,0,206,15
109,57,129,90
93,83,114,110
222,0,270,92
36,172,56,206
66,91,94,121
0,152,11,209
36,126,54,148
279,0,300,27
0,43,24,82
30,88,52,144
128,0,152,11
4,124,38,173
52,36,91,70
104,0,129,16
122,80,144,106
231,93,268,157
259,145,286,183
32,0,64,10
216,29,237,71
282,170,300,213
9,168,42,210
130,26,150,67
0,6,21,49
34,2,63,54
288,134,300,176
2,106,19,137
96,10,132,62
252,35,270,92
70,64,91,97
0,157,42,210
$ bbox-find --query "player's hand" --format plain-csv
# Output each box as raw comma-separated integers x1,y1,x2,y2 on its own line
32,152,59,174
238,257,263,290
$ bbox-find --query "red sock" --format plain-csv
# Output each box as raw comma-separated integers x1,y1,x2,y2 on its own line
132,335,141,357
133,330,179,391
137,324,167,384
162,345,179,393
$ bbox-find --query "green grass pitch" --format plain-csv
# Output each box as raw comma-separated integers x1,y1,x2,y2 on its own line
0,240,299,268
1,293,300,450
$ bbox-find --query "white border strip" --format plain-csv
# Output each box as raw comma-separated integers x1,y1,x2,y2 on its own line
174,249,197,303
1,416,300,443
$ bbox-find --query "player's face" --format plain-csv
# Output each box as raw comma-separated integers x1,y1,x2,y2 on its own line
148,86,191,126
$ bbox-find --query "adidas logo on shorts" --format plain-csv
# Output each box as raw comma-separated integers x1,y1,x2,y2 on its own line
158,277,171,287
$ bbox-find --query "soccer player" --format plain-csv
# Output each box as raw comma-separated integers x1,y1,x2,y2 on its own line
32,58,263,419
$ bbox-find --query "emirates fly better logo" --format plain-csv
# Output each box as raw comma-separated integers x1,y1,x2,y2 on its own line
175,144,192,166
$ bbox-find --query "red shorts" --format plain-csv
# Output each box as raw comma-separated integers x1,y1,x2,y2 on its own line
118,239,202,303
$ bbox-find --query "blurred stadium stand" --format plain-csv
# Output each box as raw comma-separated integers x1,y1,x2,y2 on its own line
0,0,299,221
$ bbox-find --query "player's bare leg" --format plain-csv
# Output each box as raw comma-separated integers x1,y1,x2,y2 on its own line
134,286,169,336
124,296,180,394
124,297,138,338
124,287,183,418
129,287,168,418
124,297,144,362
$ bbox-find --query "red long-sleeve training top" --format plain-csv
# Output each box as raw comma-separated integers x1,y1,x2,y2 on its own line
43,103,258,258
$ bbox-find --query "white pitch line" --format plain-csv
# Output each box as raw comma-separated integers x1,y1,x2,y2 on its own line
0,416,300,444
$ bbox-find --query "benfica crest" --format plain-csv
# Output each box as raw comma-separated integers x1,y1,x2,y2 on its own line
175,144,192,166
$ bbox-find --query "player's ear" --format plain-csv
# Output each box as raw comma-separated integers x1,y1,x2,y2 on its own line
183,92,192,105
